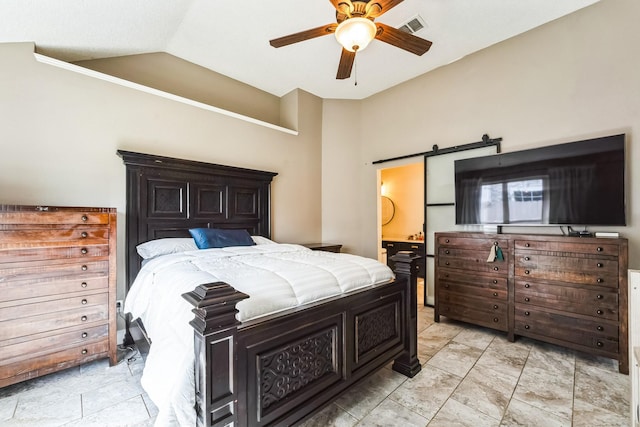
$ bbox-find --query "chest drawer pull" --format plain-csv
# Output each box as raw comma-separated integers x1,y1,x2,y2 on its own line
597,263,603,268
445,239,450,243
81,265,88,271
81,215,88,222
81,349,88,354
493,266,499,271
524,270,530,274
524,256,530,261
445,261,450,266
493,292,498,297
493,280,498,284
524,324,530,329
81,232,88,238
597,325,604,331
597,278,603,283
525,243,530,247
596,247,603,252
82,332,88,338
524,297,530,302
493,305,499,310
525,311,530,316
524,283,530,288
81,299,88,305
493,318,499,323
596,341,603,347
81,248,88,254
445,250,450,254
596,294,603,299
411,245,419,249
597,309,604,315
81,282,88,288
81,316,88,321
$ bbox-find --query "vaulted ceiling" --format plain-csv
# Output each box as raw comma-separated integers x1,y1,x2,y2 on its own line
1,0,599,99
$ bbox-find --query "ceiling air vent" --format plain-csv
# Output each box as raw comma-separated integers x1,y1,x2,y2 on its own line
399,15,426,34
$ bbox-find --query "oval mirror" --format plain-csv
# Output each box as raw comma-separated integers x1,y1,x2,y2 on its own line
381,196,395,225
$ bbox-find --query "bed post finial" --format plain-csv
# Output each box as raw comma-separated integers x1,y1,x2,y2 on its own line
183,282,249,427
390,251,422,378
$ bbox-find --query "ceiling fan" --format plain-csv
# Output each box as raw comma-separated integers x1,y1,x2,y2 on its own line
269,0,433,80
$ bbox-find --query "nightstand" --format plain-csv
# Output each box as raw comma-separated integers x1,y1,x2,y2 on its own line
301,243,342,253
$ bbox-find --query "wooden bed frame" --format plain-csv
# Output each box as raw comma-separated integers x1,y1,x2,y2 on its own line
118,150,421,426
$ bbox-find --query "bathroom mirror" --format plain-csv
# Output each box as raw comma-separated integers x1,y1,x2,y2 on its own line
381,196,395,225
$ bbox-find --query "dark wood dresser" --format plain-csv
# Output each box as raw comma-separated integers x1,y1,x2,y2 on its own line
435,232,629,374
0,205,117,387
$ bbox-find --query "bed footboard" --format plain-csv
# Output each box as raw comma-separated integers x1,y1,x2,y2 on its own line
183,252,420,427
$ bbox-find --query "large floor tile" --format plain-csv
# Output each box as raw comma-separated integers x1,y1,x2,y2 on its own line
428,398,500,427
450,365,518,420
357,398,428,427
500,398,571,427
425,341,484,378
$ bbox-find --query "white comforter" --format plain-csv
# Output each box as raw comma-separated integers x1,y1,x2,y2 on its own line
124,243,394,426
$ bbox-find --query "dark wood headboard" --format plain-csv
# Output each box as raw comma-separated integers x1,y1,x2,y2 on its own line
117,150,277,291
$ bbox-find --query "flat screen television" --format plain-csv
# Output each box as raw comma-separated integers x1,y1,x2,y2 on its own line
454,134,626,226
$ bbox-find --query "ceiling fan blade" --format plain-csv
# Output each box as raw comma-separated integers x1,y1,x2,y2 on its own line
336,49,356,79
365,0,404,18
329,0,354,16
270,24,338,48
375,22,432,55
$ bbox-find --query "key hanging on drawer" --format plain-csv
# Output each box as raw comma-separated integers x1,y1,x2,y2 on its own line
487,244,497,262
495,245,504,261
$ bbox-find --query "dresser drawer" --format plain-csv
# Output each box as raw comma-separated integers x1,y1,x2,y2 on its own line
0,276,109,302
514,306,618,355
0,259,109,283
514,239,619,256
0,211,110,226
0,291,108,321
438,248,508,275
0,227,110,248
0,305,109,341
1,324,108,363
0,244,110,264
438,236,509,250
439,300,508,332
439,291,507,313
515,253,618,287
0,339,110,388
438,270,508,290
514,280,618,320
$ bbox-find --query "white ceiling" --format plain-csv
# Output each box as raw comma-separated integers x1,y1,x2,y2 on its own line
1,0,599,100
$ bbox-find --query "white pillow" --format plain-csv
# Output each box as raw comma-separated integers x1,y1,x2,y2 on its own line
251,235,276,245
136,238,198,259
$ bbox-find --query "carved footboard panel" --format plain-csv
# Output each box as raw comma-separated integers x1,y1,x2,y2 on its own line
183,252,420,427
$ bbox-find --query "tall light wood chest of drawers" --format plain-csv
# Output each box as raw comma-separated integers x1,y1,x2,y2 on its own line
0,205,117,387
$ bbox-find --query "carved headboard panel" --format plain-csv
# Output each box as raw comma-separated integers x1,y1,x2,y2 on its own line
117,150,277,291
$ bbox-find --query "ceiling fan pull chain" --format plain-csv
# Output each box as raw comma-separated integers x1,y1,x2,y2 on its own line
354,55,358,86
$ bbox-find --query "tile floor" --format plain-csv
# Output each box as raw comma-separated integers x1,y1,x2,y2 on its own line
0,298,632,426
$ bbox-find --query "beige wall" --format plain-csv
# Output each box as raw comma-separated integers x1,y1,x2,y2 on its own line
0,42,324,301
322,0,640,268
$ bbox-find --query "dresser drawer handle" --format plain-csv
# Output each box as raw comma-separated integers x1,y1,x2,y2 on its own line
525,243,530,247
493,292,498,297
445,250,450,254
597,309,604,315
493,266,499,271
81,316,88,321
596,294,603,300
445,261,450,266
82,332,88,338
81,232,88,238
597,263,603,268
445,239,450,243
81,282,88,288
81,265,88,271
597,325,604,331
524,256,530,261
493,304,499,310
596,341,603,347
524,283,530,288
493,317,499,323
81,248,88,255
524,324,530,329
411,245,419,249
387,243,394,247
81,215,88,222
524,297,530,302
596,247,603,252
81,349,88,354
81,299,88,305
493,280,498,284
597,278,603,283
525,311,530,316
524,270,530,275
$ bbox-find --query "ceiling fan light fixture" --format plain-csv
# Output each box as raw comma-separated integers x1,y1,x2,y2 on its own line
335,17,377,52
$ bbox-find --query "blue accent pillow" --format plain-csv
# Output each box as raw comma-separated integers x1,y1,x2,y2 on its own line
189,228,256,249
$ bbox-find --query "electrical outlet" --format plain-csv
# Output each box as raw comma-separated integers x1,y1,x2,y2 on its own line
116,300,123,313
